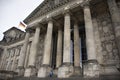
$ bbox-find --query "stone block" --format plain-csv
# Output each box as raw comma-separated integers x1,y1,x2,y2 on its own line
83,60,99,78
24,68,31,77
58,64,74,78
101,65,120,75
37,66,51,78
74,67,82,76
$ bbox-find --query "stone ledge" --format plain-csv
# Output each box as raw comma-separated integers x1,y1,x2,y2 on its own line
12,75,120,80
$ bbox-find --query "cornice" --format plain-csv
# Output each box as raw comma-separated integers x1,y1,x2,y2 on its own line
24,0,73,24
24,0,103,27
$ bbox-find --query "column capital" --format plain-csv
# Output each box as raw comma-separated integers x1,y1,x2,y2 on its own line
63,5,72,16
46,15,53,22
81,0,90,8
63,9,71,16
46,18,53,24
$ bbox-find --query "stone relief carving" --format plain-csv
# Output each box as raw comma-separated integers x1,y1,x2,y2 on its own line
97,13,119,64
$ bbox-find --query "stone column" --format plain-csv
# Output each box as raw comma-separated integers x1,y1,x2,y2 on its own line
63,12,71,64
83,2,99,78
24,26,40,77
38,20,53,77
56,29,63,68
24,43,31,68
58,10,74,78
74,22,81,75
18,31,30,76
107,0,120,58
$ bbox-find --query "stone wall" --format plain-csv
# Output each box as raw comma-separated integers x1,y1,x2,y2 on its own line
97,13,119,64
93,12,120,74
1,45,22,72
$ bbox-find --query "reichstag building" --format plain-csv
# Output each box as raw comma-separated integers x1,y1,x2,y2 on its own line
0,0,120,79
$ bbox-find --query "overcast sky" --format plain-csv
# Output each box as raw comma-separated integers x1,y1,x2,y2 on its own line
0,0,44,40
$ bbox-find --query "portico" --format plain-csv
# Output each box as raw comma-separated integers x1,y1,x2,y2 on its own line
22,0,99,78
0,0,120,79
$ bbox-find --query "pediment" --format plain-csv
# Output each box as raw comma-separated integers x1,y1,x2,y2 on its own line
24,0,72,24
3,27,25,42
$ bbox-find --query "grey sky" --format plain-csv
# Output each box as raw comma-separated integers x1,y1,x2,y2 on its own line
0,0,43,40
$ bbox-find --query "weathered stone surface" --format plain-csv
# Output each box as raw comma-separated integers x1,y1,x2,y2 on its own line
35,35,44,71
58,65,74,78
63,12,71,63
97,13,120,74
74,23,81,67
83,61,99,78
24,67,36,77
97,14,119,64
107,0,120,59
37,66,51,77
18,32,30,76
28,27,40,66
56,29,62,68
1,0,120,79
24,68,32,77
42,20,53,65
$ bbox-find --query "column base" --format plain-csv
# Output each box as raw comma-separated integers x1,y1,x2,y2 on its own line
58,63,74,78
24,66,36,77
83,60,99,78
74,66,82,76
18,67,25,76
53,68,58,76
37,65,51,78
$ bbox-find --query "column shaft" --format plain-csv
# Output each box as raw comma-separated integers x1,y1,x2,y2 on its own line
56,29,62,68
83,4,99,78
58,12,74,78
74,23,80,67
18,32,30,68
28,27,40,66
37,21,53,77
84,6,96,60
42,21,53,65
63,13,71,63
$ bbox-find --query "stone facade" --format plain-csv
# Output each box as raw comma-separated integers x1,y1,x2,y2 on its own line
0,0,120,79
